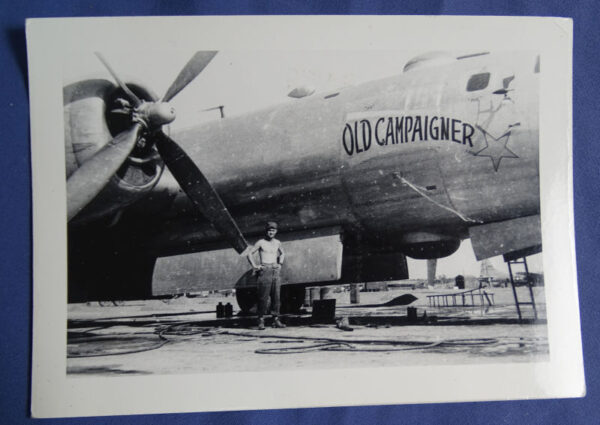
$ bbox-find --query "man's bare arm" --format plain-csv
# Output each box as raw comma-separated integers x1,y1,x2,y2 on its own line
247,241,263,269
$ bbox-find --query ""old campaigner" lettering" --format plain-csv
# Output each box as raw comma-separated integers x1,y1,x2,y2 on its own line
342,115,475,156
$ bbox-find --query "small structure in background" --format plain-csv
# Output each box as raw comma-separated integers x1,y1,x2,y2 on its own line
427,287,495,308
455,274,465,290
427,259,437,287
202,105,225,118
363,281,388,292
514,271,544,286
350,283,360,304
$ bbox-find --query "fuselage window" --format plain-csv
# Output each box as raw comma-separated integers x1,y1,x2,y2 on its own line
466,72,490,91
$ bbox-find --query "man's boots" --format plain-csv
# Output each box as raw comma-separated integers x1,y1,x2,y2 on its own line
272,317,286,328
257,317,266,330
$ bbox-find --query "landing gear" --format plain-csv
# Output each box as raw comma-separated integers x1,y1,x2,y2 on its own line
234,284,306,315
235,286,257,314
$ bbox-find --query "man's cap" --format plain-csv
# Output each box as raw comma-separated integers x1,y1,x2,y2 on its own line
266,221,278,230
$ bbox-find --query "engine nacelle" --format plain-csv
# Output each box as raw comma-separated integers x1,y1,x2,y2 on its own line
64,79,165,225
400,232,461,259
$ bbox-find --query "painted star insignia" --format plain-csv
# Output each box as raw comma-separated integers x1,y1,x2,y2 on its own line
473,125,519,171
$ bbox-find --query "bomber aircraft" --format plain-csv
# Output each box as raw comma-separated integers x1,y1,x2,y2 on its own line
64,50,541,313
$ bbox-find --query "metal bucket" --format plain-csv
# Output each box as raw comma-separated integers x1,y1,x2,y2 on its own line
320,286,332,300
310,287,320,305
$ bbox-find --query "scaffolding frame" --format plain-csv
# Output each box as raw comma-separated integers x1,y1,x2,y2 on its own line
506,256,538,320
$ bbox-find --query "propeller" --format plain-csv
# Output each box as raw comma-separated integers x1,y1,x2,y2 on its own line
162,51,218,103
67,123,141,220
95,52,142,107
67,51,251,255
153,131,249,254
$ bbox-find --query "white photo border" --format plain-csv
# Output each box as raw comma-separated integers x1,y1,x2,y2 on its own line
27,16,582,418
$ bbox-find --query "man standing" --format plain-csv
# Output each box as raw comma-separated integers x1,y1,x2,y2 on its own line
247,221,286,330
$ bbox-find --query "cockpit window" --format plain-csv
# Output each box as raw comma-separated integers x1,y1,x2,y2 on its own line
466,72,490,91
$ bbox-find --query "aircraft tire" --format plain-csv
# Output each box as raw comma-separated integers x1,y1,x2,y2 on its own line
235,284,305,314
235,286,257,314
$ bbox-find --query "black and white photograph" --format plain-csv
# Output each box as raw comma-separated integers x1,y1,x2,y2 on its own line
27,16,582,417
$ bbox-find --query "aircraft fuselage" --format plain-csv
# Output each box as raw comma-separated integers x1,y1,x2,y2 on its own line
135,51,539,256
67,51,541,302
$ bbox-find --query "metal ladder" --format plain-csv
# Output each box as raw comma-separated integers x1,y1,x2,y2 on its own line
506,256,538,320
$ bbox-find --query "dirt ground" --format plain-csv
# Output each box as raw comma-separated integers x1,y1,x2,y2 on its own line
66,286,548,376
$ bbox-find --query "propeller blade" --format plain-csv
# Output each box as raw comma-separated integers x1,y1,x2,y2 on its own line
153,131,250,254
67,124,142,221
95,52,143,107
162,51,218,103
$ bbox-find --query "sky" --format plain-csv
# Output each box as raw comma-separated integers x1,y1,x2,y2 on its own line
63,50,544,279
63,50,422,128
407,240,543,279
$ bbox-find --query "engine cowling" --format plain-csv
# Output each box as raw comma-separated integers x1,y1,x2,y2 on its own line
64,79,165,224
399,231,461,259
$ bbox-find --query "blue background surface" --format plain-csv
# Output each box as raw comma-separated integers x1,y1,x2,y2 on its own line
1,1,598,424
